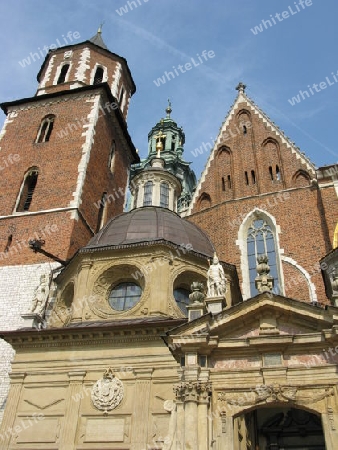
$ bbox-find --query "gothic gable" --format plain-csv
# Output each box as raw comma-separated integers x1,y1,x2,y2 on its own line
188,88,316,214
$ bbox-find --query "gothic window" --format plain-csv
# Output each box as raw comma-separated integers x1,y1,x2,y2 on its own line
269,166,274,180
93,66,104,84
143,181,153,206
227,175,232,189
16,168,39,212
36,115,55,143
247,219,279,296
160,182,169,208
245,171,249,185
57,64,70,84
251,170,256,184
222,177,226,191
198,192,212,210
108,282,142,311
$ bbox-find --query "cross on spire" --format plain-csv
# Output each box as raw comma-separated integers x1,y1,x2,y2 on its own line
236,82,247,94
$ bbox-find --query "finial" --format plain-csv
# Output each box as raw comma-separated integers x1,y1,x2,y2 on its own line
236,82,246,94
166,99,172,118
98,21,105,34
155,130,166,158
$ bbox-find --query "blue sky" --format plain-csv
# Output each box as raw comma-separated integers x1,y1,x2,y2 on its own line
0,0,337,177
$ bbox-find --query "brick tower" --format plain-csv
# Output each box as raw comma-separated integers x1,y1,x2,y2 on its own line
187,82,336,304
0,28,139,422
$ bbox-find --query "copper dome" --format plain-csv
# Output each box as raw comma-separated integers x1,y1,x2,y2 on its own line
84,207,214,257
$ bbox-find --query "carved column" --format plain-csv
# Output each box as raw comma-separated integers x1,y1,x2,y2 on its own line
184,382,199,450
175,399,184,450
131,368,153,450
0,372,26,447
197,382,211,450
59,371,86,449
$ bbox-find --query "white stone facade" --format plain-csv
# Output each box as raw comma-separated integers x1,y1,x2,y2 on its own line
0,262,58,424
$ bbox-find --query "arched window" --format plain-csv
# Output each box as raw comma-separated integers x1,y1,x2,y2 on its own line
276,165,281,181
36,115,55,143
174,288,190,316
245,171,249,185
57,64,70,84
143,181,153,206
160,182,169,208
333,223,338,249
269,166,274,181
247,219,280,296
222,177,226,192
16,168,39,212
119,87,125,105
108,140,116,173
96,192,108,232
251,170,256,184
93,66,104,85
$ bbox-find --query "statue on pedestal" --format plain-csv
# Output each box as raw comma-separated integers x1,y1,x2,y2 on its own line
207,253,227,297
31,273,50,316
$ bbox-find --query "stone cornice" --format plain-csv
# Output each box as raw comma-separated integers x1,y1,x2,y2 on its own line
0,318,185,349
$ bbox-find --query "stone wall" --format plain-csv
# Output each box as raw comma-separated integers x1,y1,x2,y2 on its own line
0,262,58,424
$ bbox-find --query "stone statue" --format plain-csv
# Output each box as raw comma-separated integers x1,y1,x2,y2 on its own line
207,253,227,297
162,400,177,450
31,274,50,316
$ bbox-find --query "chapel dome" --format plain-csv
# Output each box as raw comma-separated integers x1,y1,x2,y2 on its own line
84,206,214,257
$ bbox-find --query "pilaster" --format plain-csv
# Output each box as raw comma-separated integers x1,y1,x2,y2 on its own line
59,371,86,450
131,368,153,450
0,372,26,448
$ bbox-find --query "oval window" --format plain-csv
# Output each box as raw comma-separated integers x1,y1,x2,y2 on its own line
108,282,142,311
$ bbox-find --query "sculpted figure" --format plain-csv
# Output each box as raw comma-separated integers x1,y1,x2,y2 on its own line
31,274,50,315
162,400,177,450
207,253,227,297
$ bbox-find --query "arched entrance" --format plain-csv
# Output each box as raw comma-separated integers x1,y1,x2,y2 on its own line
235,406,325,449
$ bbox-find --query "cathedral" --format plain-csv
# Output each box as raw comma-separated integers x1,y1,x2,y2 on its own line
0,28,338,450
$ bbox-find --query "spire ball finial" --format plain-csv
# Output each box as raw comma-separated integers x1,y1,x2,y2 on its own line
166,99,172,118
236,82,246,94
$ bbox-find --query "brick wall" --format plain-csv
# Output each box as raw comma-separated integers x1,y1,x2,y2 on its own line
188,97,335,304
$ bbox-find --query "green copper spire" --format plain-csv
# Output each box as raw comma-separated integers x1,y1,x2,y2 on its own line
130,102,196,215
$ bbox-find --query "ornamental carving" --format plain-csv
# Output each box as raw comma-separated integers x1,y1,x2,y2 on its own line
174,381,211,403
218,384,335,410
91,368,124,412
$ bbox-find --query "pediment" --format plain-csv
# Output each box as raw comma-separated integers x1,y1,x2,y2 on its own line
167,294,338,345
